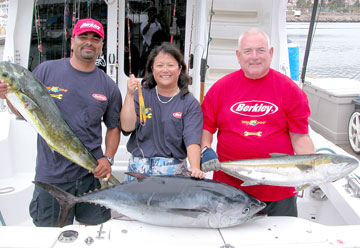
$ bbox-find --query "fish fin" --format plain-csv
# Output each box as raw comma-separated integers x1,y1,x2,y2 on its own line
295,164,313,172
168,207,210,218
269,153,288,157
241,181,258,186
294,184,310,193
108,175,121,186
20,93,39,110
33,181,77,227
124,172,149,180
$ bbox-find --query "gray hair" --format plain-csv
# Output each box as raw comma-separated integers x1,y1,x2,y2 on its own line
237,28,271,50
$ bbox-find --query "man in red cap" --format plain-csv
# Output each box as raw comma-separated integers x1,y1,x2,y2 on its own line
70,18,105,68
0,18,122,227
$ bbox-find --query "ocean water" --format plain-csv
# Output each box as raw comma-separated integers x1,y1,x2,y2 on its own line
286,22,360,80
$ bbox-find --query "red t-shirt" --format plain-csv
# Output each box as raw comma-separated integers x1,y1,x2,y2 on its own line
202,69,311,201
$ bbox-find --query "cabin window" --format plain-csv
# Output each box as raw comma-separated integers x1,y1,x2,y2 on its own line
28,0,108,72
124,0,187,78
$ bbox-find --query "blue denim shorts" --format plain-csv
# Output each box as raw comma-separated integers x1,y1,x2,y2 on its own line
125,156,187,181
29,173,111,227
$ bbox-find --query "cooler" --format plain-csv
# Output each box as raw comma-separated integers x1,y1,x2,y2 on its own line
303,78,360,144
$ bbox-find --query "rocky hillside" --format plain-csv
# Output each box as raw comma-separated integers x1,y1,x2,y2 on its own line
287,12,360,22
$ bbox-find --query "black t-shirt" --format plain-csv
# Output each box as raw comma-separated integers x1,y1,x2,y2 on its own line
33,58,122,183
126,87,202,159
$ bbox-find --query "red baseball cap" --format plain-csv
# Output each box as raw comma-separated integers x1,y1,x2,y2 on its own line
72,18,104,39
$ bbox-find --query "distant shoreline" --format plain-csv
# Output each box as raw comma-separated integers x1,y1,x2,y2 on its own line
286,12,360,22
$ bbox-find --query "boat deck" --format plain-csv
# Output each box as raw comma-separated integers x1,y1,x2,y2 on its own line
337,144,360,160
1,216,360,248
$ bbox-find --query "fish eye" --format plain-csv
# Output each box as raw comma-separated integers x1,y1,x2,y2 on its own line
2,72,8,77
242,207,250,215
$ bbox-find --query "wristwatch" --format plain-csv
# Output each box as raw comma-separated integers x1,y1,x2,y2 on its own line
104,155,114,166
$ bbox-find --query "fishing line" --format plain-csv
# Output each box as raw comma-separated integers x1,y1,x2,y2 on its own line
217,229,230,247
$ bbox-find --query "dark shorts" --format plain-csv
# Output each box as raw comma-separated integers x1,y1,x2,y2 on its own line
262,195,298,217
29,173,111,227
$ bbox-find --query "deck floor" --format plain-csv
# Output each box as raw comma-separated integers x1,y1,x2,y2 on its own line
337,144,360,160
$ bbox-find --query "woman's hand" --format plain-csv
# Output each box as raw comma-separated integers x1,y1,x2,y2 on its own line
127,74,140,96
189,167,206,179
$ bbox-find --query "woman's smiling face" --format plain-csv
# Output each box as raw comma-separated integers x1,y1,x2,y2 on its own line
152,52,182,88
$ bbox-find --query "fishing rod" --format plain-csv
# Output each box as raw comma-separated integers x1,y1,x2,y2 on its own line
70,0,80,57
34,0,43,65
72,0,77,31
115,0,119,85
126,1,132,75
125,2,146,125
187,4,195,74
300,0,319,87
170,0,177,43
200,0,214,104
87,0,91,18
63,0,69,58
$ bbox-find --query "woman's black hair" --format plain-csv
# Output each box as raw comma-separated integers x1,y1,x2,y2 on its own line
141,42,191,98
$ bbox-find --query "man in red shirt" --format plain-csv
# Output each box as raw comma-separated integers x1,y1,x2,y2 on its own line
201,27,315,216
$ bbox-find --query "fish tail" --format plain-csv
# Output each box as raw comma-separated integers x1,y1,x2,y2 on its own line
201,159,221,172
33,181,78,227
108,175,121,185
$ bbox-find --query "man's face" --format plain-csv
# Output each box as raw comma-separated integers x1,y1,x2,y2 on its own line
71,32,103,62
236,32,273,79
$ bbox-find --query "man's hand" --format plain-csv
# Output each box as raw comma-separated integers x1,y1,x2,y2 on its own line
201,147,221,172
93,157,112,181
0,80,10,99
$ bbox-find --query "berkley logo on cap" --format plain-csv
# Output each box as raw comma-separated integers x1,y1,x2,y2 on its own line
72,18,104,39
80,23,101,31
230,100,278,117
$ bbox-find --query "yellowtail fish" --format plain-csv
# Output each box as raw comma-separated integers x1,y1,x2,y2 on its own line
0,61,120,185
34,173,266,228
201,153,358,191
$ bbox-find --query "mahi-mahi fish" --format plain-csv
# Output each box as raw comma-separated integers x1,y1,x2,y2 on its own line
34,173,266,228
201,153,359,191
0,61,120,185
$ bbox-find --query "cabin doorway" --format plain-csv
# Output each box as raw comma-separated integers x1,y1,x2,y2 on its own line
27,0,188,82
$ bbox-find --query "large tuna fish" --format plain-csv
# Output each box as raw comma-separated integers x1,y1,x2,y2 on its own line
202,153,359,191
34,173,266,228
0,61,120,185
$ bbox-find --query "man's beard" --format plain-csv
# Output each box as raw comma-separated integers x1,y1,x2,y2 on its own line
80,46,97,60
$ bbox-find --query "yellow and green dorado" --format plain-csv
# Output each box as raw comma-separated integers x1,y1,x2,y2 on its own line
201,153,359,191
0,61,120,186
